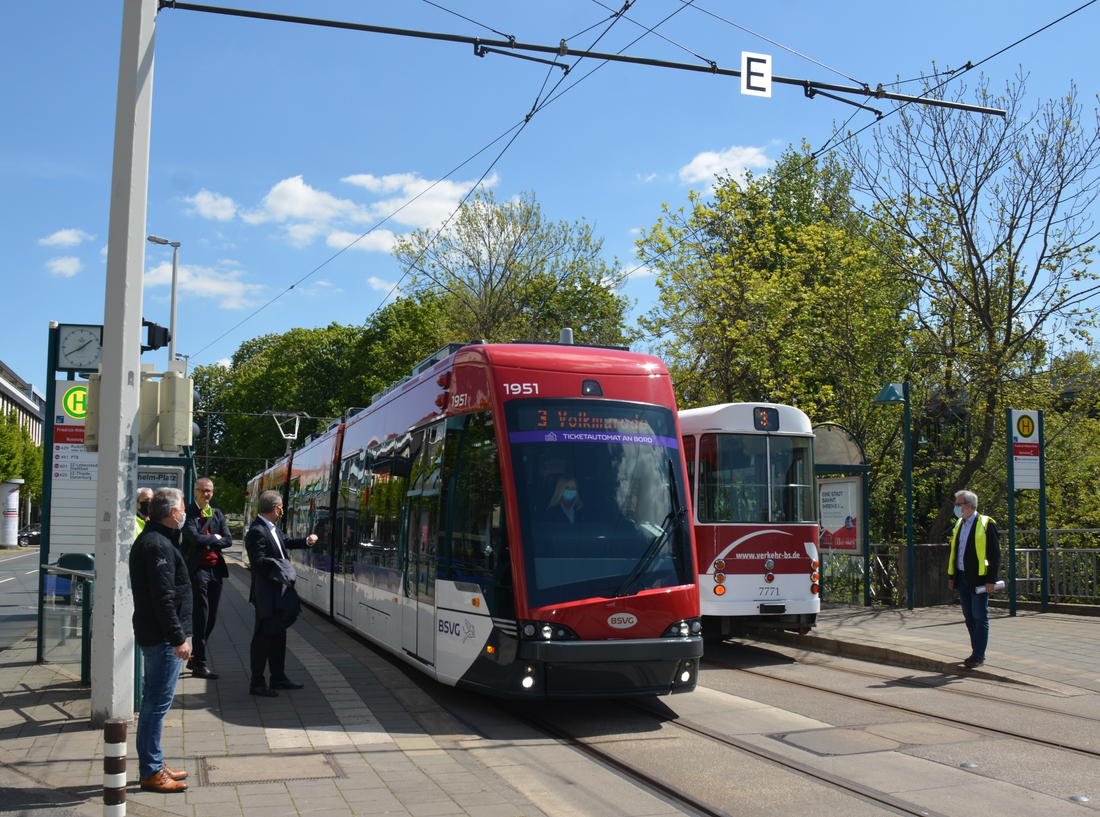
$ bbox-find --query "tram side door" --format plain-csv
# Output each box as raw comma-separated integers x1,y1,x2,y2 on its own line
333,452,360,622
401,426,441,664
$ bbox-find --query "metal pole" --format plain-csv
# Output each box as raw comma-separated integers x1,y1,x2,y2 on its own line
37,323,59,663
1039,410,1048,611
863,472,871,607
204,413,211,477
1006,407,1016,617
168,244,178,367
903,381,914,611
91,0,158,726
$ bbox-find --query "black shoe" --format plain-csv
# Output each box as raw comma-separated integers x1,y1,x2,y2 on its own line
963,657,984,668
185,659,193,671
249,685,278,697
270,678,303,690
192,666,219,680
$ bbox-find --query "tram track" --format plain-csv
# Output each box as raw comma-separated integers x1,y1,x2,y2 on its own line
703,654,1100,760
501,699,945,817
727,641,1100,724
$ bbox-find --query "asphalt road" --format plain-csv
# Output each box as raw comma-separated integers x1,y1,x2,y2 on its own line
0,549,40,652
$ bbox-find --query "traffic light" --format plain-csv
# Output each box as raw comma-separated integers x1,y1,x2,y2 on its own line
141,319,170,353
84,374,100,452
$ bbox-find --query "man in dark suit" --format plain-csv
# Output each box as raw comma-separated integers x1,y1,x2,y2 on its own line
244,489,317,696
947,489,1001,669
182,477,231,680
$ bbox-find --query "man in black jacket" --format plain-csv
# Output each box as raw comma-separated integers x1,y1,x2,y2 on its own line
244,490,317,697
182,477,231,679
129,487,192,794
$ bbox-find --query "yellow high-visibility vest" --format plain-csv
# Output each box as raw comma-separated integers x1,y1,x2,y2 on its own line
948,514,994,577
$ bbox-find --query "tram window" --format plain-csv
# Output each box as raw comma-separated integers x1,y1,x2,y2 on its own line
770,436,815,523
358,438,410,571
698,434,768,523
506,400,691,608
442,411,512,617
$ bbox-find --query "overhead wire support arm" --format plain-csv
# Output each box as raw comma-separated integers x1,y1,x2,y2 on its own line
158,1,1007,117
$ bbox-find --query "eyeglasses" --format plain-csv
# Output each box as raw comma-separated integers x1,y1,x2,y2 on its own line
198,488,213,494
955,502,970,508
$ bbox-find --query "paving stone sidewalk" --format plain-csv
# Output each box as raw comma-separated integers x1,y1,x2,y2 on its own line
754,602,1100,694
0,561,553,817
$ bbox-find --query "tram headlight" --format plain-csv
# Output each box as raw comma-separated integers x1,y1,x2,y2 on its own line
664,618,701,638
519,621,580,641
522,675,535,689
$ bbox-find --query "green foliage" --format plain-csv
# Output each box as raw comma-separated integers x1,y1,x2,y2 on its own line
0,411,40,503
841,72,1100,539
638,143,913,429
393,188,636,347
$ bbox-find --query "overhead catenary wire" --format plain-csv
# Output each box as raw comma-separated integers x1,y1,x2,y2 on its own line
162,0,1081,362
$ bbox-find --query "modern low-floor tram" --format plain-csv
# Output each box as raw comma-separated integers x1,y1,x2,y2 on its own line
247,340,703,698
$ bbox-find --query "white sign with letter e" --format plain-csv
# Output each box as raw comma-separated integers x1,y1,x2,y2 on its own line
741,52,772,97
1011,409,1040,489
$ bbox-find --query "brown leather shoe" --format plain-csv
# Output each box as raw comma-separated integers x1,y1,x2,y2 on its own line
140,767,187,792
162,764,188,781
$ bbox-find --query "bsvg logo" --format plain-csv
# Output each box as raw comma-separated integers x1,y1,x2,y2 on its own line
607,613,637,629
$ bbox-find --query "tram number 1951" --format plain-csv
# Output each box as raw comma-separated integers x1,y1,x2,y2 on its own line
504,382,539,395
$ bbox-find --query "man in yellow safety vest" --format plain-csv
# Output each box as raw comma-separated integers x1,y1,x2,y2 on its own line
947,489,1001,668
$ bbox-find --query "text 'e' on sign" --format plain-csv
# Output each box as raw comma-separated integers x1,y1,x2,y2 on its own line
741,52,772,97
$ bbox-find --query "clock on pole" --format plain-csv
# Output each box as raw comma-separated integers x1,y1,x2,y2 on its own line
56,324,103,372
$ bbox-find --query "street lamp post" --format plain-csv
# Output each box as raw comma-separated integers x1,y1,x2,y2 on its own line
874,381,915,611
146,235,180,367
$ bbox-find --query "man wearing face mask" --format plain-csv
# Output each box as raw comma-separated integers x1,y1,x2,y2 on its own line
136,487,153,534
129,487,192,793
947,490,1001,668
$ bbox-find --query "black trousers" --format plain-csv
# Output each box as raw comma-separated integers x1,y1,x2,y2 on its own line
249,611,288,687
190,567,223,666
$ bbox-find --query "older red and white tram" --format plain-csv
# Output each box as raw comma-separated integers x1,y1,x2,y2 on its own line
247,341,702,698
678,403,819,638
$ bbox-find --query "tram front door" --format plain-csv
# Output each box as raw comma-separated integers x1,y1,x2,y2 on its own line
401,425,441,665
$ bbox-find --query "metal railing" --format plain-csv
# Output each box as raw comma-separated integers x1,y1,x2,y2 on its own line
823,532,1100,607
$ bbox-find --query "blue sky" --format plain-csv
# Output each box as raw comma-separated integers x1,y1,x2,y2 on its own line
2,1,1097,389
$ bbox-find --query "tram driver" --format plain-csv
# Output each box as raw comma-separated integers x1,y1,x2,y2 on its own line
546,475,586,524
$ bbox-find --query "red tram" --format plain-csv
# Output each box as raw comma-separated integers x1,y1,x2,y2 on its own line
678,403,820,638
246,341,702,698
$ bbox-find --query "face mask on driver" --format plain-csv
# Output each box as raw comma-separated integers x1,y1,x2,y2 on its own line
561,490,577,503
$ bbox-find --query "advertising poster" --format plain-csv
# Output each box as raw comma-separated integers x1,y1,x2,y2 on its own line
818,477,861,554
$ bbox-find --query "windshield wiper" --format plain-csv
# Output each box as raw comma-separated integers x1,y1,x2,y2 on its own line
614,459,686,598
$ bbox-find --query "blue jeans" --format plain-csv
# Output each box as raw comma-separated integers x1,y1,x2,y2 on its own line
136,641,183,779
956,573,990,661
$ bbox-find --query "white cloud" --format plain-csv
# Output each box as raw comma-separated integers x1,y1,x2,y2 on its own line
326,229,397,254
622,263,657,279
47,256,83,277
344,171,497,230
184,189,238,221
243,175,363,225
39,229,94,247
679,145,772,190
636,172,658,183
216,358,232,368
144,261,263,309
367,276,397,292
100,244,109,259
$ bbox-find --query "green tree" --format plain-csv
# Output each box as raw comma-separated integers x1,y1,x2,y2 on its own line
840,72,1100,539
637,144,913,431
393,188,635,347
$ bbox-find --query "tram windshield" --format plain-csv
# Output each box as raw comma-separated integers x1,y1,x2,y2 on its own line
697,433,815,524
505,400,693,608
